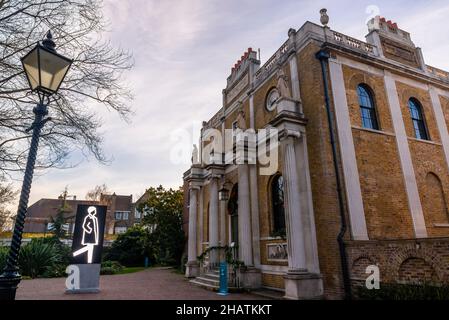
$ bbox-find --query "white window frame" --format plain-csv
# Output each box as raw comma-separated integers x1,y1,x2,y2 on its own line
115,211,131,221
114,226,127,234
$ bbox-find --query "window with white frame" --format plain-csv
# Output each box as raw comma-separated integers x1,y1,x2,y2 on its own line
115,211,130,220
114,226,127,234
47,223,70,232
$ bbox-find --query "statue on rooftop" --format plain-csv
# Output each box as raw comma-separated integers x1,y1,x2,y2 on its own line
191,144,199,165
276,68,291,99
236,106,247,130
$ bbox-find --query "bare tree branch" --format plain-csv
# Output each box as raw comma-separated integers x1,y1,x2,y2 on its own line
0,0,134,179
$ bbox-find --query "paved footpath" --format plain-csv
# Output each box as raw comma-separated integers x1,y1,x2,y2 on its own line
16,267,267,300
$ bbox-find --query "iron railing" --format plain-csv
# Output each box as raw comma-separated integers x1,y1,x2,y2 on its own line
198,245,242,288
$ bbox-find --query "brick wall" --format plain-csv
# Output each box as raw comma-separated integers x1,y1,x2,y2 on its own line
262,273,285,289
441,96,449,130
253,65,290,130
395,82,449,237
297,42,347,299
342,65,414,239
347,238,449,286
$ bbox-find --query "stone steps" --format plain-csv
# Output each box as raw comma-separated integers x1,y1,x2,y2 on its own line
192,275,220,287
189,270,242,292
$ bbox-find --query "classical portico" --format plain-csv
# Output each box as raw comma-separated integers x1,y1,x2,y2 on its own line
184,96,323,299
184,26,323,298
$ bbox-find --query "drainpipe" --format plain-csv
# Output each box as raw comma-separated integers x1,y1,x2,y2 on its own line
316,49,352,300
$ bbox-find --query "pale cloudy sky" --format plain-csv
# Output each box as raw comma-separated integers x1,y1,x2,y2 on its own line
14,0,449,206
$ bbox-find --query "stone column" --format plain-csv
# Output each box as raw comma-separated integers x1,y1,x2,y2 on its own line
281,131,323,299
208,177,219,264
273,80,322,299
186,187,200,278
219,200,226,246
282,134,307,273
249,94,261,267
238,164,253,267
198,188,204,255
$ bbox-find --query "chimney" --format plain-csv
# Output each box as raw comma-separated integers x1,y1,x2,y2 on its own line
366,15,424,70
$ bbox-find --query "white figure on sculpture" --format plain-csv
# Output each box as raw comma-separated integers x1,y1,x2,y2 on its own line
276,68,291,99
192,144,199,164
73,206,99,264
236,107,247,130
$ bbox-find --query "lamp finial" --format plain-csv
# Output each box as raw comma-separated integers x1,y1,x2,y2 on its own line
42,30,56,51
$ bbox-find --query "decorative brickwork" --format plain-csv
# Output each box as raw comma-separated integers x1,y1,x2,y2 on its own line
398,258,438,283
380,37,420,68
347,238,449,287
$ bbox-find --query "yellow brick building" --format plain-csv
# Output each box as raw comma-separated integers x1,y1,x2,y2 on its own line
183,12,449,299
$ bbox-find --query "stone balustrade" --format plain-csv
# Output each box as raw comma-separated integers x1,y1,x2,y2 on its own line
254,40,290,86
332,31,376,55
427,65,449,81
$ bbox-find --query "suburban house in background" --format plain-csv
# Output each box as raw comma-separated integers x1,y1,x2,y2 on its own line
100,193,134,234
24,192,139,235
132,189,153,225
23,197,98,235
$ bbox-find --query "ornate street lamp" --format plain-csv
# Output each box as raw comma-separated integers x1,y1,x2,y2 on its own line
21,32,72,96
0,31,73,300
218,187,230,202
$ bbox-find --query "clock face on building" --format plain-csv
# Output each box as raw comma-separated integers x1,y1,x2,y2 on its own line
266,88,280,112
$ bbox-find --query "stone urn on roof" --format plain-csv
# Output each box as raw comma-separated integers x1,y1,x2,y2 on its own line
320,8,329,27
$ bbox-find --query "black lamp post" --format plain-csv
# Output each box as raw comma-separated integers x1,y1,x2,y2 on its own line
0,31,72,300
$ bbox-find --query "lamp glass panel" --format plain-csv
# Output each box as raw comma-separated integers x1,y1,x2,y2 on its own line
219,189,230,201
38,48,71,92
22,48,39,90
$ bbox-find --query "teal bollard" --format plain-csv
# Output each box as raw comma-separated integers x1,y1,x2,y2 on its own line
144,257,149,268
217,262,228,296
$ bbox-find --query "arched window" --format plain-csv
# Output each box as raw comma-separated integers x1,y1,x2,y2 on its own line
424,173,449,224
357,84,379,130
408,98,429,140
271,174,286,235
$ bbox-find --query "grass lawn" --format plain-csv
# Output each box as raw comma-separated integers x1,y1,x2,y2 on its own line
116,267,147,275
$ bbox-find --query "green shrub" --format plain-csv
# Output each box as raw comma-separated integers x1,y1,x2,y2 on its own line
18,239,60,278
357,282,449,300
0,246,9,271
100,260,124,275
104,226,149,267
0,238,71,278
